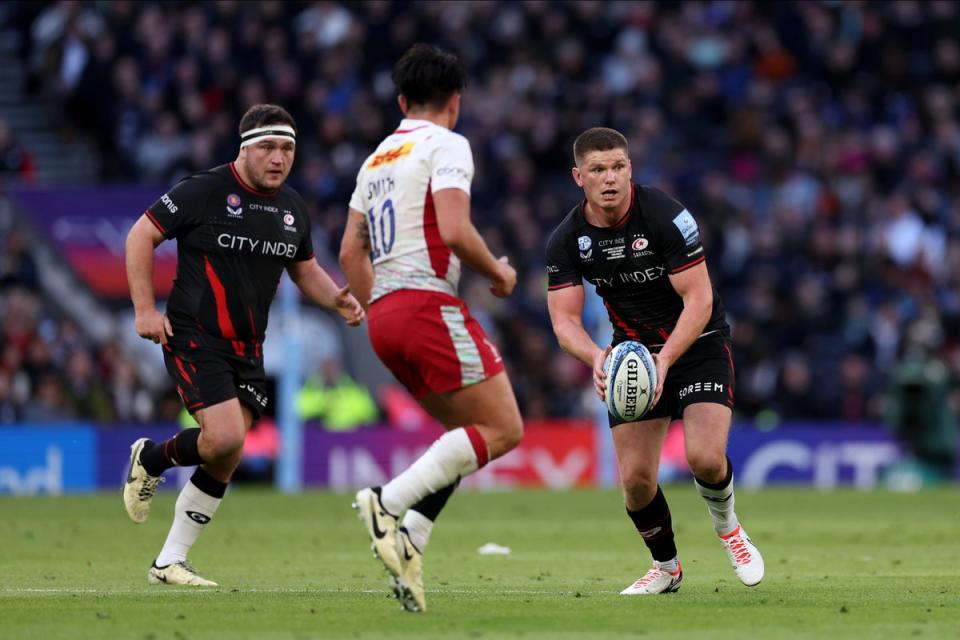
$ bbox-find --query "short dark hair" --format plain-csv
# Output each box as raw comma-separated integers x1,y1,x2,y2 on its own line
573,127,629,166
239,104,297,135
392,43,467,110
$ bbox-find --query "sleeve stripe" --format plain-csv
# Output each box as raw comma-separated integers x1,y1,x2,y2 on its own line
144,210,166,234
670,256,705,274
548,281,581,291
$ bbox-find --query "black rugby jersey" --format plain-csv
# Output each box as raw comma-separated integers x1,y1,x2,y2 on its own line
145,163,314,354
546,183,728,347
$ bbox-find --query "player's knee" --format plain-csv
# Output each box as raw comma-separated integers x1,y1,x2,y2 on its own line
686,450,726,483
199,429,245,461
480,413,523,460
501,416,523,451
620,471,658,506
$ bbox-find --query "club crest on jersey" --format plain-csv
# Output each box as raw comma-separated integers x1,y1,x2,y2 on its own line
578,235,593,260
226,193,243,218
632,235,653,257
282,212,297,233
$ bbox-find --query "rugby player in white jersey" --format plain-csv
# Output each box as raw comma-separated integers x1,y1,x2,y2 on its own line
339,44,523,613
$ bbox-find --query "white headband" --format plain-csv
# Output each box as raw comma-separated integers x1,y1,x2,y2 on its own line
240,124,297,148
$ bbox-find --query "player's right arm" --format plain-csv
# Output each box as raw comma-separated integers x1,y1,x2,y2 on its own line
125,214,173,345
546,286,610,400
433,188,515,297
338,208,376,310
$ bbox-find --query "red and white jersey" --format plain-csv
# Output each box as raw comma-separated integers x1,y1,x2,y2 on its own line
349,118,474,303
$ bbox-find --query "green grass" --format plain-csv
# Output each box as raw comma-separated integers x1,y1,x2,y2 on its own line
1,487,958,639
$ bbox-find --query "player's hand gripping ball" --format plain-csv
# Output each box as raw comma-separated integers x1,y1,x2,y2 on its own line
604,341,658,422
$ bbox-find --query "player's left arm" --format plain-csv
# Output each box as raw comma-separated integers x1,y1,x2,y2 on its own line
286,258,365,327
338,208,375,310
652,264,714,403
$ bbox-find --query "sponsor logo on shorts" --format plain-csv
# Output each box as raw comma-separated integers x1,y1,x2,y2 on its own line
483,337,503,363
678,381,724,399
238,383,268,408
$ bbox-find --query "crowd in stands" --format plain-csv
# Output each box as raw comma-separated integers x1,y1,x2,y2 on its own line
0,213,167,424
2,1,959,425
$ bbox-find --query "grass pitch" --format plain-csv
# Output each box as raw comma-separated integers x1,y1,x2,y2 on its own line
1,486,958,639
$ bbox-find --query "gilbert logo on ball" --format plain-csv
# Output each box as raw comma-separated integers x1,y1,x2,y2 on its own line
604,341,657,422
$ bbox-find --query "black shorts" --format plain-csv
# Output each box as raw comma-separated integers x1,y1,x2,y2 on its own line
609,333,734,427
162,325,268,421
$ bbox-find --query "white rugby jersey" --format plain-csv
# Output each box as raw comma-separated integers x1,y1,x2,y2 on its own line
349,118,474,302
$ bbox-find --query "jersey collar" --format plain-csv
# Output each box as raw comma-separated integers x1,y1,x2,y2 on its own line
580,183,636,230
394,118,433,134
229,162,279,197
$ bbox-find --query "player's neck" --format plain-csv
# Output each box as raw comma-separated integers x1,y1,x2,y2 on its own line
231,159,277,194
583,198,631,228
403,109,452,130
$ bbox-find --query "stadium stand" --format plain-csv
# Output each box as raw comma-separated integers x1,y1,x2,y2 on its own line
0,1,958,424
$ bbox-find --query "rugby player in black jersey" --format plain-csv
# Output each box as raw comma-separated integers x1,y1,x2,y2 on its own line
546,127,764,595
122,104,364,586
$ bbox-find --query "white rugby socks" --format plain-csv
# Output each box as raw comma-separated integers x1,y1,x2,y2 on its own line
401,510,434,552
694,457,738,535
380,427,488,516
155,469,225,567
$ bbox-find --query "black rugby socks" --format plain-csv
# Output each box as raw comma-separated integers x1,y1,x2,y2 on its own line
626,485,678,562
140,428,205,477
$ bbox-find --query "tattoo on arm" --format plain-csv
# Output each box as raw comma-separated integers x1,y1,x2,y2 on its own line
356,219,371,251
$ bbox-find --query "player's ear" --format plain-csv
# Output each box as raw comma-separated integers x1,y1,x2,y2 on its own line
397,95,408,115
572,166,583,187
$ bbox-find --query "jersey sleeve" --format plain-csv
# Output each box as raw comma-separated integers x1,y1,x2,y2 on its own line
645,187,707,274
294,200,315,262
545,225,582,290
145,176,211,239
429,133,474,195
348,163,367,213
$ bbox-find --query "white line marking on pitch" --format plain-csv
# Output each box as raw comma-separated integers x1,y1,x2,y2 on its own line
0,587,591,596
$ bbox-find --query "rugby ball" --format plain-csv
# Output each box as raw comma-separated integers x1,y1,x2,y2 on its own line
604,341,658,422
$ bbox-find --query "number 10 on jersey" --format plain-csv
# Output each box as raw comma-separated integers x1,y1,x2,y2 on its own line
368,199,395,259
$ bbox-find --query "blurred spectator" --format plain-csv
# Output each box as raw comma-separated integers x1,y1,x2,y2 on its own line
297,358,378,431
0,227,39,291
0,118,36,183
21,373,73,422
885,319,956,479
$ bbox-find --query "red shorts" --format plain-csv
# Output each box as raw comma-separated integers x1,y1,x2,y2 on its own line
368,290,505,398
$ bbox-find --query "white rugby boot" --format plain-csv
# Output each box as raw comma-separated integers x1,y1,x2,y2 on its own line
353,487,402,576
392,527,426,612
123,438,164,524
148,561,218,587
620,561,683,595
719,524,764,586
